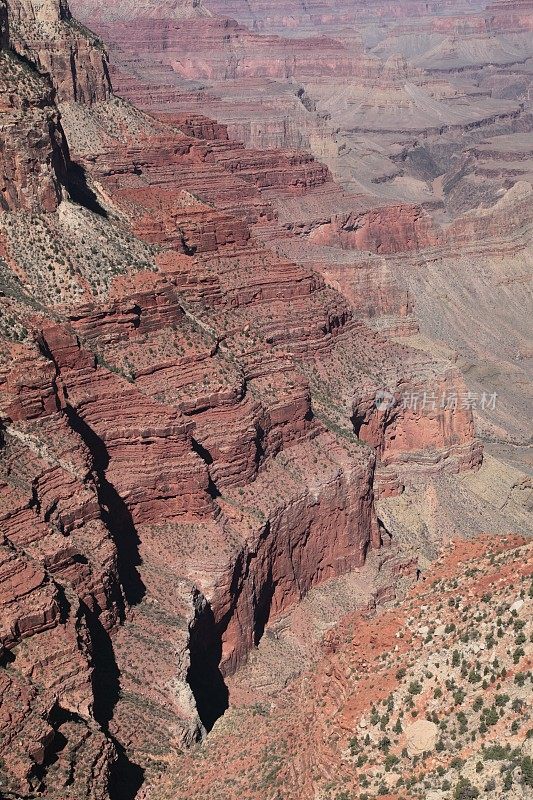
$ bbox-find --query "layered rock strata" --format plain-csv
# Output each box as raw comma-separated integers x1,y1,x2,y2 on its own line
0,1,505,798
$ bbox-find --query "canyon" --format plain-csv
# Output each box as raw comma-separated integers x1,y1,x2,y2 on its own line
71,0,533,460
0,0,531,799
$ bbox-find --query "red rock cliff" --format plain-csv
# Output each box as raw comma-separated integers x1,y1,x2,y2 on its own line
0,0,489,795
7,0,111,101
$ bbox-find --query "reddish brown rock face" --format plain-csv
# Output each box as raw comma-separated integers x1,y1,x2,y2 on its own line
0,0,111,215
351,374,482,474
304,203,440,254
0,51,67,212
163,535,533,800
2,0,530,797
7,0,112,102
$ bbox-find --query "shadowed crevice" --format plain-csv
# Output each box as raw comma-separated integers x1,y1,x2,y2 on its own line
351,410,366,437
64,405,146,607
84,604,120,729
191,437,220,498
55,582,71,624
254,423,265,465
0,648,15,667
108,738,145,800
83,604,144,799
191,436,213,464
253,566,276,646
187,598,229,733
66,161,108,217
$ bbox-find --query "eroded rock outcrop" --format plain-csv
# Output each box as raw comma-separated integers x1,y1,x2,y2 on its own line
0,347,124,797
7,0,111,101
0,0,502,797
0,0,115,215
0,48,67,212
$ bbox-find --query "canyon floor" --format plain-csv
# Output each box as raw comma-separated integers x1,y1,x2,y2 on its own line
0,1,532,799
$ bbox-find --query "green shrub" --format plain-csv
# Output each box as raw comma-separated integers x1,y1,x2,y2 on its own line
384,754,399,771
522,756,533,787
482,744,509,760
495,693,510,707
453,777,479,799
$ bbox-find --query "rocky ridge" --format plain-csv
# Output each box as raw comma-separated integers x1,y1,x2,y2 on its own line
0,1,530,799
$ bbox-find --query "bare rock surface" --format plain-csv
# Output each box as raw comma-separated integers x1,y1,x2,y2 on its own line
405,718,438,755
